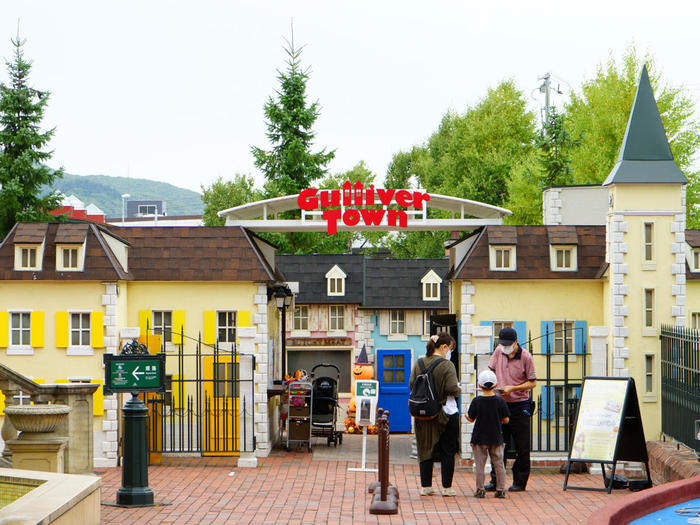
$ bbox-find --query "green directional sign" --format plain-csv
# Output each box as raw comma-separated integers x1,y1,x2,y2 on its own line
103,354,166,394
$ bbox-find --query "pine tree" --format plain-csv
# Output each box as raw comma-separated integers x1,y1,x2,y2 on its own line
0,35,62,237
535,107,578,187
252,34,334,198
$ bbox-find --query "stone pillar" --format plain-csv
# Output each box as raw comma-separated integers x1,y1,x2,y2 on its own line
459,281,478,459
238,327,258,467
609,213,630,377
543,188,563,225
671,188,687,327
253,285,271,458
589,326,609,377
0,383,20,467
45,383,98,474
6,436,68,473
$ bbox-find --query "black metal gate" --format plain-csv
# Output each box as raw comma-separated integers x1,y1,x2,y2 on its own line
138,328,255,457
473,325,587,453
660,324,700,452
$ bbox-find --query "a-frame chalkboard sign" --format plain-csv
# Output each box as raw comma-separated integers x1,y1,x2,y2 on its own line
563,377,652,493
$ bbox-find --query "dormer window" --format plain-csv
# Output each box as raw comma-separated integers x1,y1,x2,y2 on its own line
56,244,85,272
421,269,442,301
489,245,516,271
325,265,346,297
14,244,43,271
550,245,577,272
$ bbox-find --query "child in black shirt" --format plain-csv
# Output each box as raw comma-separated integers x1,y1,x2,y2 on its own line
467,370,511,498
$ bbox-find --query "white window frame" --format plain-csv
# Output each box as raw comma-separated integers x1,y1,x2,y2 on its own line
293,305,309,331
691,249,700,273
420,269,442,301
217,311,237,344
549,245,577,272
643,353,657,402
67,311,92,356
325,265,347,297
8,310,32,355
389,310,405,335
692,312,700,330
138,204,157,215
329,305,345,331
489,245,516,271
552,320,574,354
642,221,655,270
14,243,44,271
55,242,86,272
422,310,441,337
153,310,173,343
642,288,656,336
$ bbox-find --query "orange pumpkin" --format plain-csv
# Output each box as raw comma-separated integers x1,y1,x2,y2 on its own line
348,398,356,413
351,363,374,394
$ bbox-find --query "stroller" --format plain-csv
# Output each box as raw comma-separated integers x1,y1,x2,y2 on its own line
310,363,343,446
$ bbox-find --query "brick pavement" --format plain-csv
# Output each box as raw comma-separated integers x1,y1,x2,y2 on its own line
98,452,624,524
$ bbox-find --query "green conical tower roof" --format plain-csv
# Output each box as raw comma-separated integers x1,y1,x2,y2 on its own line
603,65,687,185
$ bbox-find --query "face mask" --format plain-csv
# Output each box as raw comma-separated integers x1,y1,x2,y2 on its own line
502,344,515,354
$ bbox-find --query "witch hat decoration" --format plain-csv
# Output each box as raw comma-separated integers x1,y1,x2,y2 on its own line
356,344,369,364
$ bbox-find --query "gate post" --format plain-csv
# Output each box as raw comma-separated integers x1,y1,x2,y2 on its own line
589,326,608,376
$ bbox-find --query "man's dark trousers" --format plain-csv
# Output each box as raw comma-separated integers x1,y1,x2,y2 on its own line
490,402,530,488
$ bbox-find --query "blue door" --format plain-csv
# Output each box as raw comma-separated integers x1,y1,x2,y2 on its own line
377,349,411,432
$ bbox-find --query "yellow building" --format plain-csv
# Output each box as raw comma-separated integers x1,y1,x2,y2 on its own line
450,66,693,457
0,222,284,467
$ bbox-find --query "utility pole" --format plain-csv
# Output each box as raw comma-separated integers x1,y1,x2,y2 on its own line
538,72,563,127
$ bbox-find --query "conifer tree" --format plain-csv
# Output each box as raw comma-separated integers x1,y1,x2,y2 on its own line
0,35,62,237
252,33,334,198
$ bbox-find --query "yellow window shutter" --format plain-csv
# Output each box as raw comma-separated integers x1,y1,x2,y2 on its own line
139,310,152,338
56,312,69,348
203,311,216,345
91,380,104,416
91,312,104,348
0,311,8,347
0,390,4,414
172,310,185,344
31,311,45,348
172,374,184,409
238,310,250,327
55,379,68,383
32,378,45,384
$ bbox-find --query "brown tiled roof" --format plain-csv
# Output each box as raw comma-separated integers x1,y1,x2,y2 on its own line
0,223,126,281
14,223,48,243
686,230,700,248
547,226,578,245
487,225,517,245
55,223,88,244
109,226,279,282
456,225,606,280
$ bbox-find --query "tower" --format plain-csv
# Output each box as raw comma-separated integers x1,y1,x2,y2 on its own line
603,66,687,438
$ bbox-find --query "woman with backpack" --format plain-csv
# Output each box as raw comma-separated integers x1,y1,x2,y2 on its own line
409,332,460,496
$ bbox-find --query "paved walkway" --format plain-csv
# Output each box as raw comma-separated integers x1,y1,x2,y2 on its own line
98,439,623,524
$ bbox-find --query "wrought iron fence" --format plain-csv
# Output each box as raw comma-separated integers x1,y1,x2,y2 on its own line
660,324,700,452
474,325,586,454
134,323,256,457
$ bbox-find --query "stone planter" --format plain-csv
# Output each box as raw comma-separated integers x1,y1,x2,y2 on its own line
4,405,71,439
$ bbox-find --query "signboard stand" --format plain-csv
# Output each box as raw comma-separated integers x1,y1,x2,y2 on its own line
103,343,167,507
563,377,652,494
349,380,379,473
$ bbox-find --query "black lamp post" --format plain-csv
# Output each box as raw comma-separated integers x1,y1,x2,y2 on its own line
274,286,293,377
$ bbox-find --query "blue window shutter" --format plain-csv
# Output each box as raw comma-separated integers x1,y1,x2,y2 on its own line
574,321,587,354
540,386,552,420
541,321,553,354
480,320,493,350
514,321,527,348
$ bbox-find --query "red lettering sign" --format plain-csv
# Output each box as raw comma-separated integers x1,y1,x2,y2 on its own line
296,181,430,235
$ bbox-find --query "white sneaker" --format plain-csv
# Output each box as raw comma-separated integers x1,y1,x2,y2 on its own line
420,487,435,496
441,487,456,497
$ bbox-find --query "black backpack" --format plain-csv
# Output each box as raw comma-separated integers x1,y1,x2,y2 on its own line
408,357,445,420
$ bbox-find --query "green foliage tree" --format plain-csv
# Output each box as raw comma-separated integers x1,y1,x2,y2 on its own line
0,35,62,237
384,81,537,256
564,48,700,225
201,175,261,226
252,36,334,198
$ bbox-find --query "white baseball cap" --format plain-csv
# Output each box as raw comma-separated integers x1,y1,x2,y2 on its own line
478,370,498,389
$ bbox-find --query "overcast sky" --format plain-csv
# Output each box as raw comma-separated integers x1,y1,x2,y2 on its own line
1,1,699,195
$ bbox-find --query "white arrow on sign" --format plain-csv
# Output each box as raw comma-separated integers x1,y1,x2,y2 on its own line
132,366,144,381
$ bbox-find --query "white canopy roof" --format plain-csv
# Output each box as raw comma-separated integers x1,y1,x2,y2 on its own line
218,191,511,232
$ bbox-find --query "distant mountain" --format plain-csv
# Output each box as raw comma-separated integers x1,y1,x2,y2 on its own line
44,173,204,217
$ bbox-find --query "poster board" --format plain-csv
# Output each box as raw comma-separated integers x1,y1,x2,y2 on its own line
563,377,651,493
